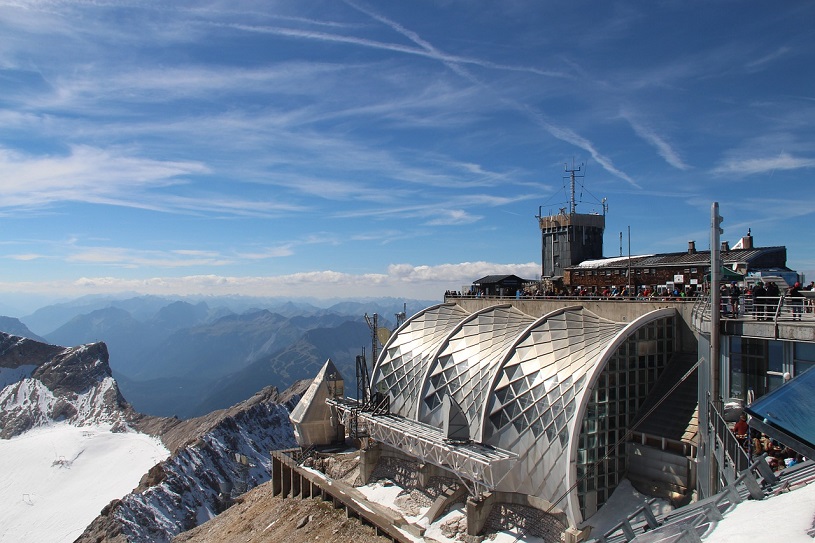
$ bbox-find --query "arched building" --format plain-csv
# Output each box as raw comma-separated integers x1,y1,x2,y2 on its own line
368,301,690,528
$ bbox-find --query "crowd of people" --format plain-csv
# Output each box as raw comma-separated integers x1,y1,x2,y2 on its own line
723,280,813,320
447,280,814,319
732,413,805,472
447,284,702,300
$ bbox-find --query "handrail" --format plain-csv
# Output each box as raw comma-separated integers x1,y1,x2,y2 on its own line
445,293,700,303
708,400,750,475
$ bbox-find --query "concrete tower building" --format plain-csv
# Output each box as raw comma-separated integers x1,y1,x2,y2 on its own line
539,165,605,280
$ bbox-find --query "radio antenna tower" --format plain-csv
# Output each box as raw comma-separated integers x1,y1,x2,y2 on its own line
564,162,584,215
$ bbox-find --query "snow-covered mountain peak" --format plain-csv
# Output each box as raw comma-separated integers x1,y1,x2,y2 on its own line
0,332,129,438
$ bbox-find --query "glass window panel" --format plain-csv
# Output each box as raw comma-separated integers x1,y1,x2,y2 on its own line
506,401,521,420
795,343,815,363
768,340,783,373
531,418,544,437
542,409,553,426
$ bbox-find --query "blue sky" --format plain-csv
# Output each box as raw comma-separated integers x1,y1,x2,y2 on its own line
1,1,813,313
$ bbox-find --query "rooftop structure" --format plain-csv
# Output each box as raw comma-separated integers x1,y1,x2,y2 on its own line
287,203,814,542
298,301,694,533
538,165,606,280
564,231,792,295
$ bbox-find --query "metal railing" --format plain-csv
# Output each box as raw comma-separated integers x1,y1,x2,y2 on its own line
691,293,814,326
740,295,814,322
709,400,750,476
445,292,700,302
445,291,815,322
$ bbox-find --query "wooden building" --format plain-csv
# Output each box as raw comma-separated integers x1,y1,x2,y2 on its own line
564,235,789,294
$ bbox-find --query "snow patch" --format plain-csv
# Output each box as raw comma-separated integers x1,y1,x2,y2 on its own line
0,423,168,543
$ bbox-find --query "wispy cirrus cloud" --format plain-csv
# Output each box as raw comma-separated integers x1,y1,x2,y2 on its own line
621,111,690,170
223,20,568,79
0,145,199,207
65,246,234,269
0,145,304,216
712,152,815,176
343,0,638,188
746,46,791,71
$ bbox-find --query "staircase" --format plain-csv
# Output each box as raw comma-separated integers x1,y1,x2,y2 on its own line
627,353,699,504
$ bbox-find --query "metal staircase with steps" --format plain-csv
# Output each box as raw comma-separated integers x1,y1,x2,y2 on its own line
626,352,699,505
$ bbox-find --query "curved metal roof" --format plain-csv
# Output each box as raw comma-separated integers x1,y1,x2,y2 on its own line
370,302,677,526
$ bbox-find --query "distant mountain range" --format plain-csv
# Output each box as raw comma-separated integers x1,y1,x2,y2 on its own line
0,316,47,343
1,295,434,418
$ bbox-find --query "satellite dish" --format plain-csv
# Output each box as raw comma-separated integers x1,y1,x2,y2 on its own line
376,327,391,345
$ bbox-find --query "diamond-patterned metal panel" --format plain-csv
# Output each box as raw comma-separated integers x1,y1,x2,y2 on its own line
365,302,678,528
371,303,470,418
419,305,534,438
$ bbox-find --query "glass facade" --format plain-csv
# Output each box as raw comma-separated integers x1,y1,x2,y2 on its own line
575,316,675,519
794,342,815,376
729,337,785,400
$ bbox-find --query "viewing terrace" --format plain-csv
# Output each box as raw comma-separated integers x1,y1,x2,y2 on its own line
444,291,815,344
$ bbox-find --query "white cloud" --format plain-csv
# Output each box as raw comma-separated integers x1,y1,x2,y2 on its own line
712,152,815,176
8,253,44,261
0,145,307,217
0,144,205,206
0,261,541,301
621,112,690,171
425,209,482,226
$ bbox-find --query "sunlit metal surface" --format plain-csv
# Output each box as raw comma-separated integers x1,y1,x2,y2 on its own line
368,302,678,526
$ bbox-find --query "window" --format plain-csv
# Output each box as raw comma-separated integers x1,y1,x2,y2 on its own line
794,343,815,376
576,317,674,519
729,337,772,399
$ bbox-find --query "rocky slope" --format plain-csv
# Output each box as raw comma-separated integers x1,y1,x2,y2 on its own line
173,479,393,543
0,330,310,543
76,384,303,543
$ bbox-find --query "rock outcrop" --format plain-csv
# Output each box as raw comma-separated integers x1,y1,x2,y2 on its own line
0,333,131,438
76,386,302,543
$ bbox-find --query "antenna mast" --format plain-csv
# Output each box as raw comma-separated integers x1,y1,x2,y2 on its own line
564,162,584,214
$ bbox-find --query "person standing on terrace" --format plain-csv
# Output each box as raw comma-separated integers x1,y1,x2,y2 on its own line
729,281,741,316
763,281,780,319
789,282,804,321
752,281,767,320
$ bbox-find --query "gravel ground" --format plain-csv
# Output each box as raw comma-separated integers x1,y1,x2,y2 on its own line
172,478,395,543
